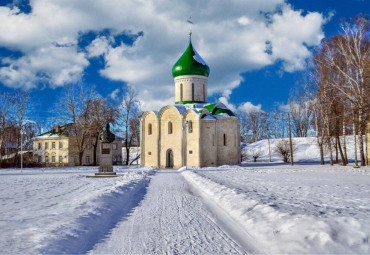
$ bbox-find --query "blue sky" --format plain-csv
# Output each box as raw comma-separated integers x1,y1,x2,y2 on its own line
0,0,368,125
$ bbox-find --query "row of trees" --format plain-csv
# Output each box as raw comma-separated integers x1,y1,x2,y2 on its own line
238,15,369,166
0,85,141,167
0,91,41,167
312,15,369,166
54,85,141,166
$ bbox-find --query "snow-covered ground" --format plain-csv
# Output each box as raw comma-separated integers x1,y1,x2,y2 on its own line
244,136,367,163
1,163,369,254
0,166,155,254
184,164,370,254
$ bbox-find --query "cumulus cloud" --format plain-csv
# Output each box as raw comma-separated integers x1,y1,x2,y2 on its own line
217,90,262,115
238,101,263,113
0,45,88,89
0,0,328,109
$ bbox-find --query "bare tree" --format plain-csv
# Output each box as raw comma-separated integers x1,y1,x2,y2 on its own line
55,85,97,166
240,149,250,162
118,88,141,165
275,139,296,163
251,149,261,162
239,109,269,143
316,15,370,166
0,92,14,167
86,96,117,166
288,92,313,138
12,91,30,167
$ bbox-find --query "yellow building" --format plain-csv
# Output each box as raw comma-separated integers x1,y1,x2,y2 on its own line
140,35,240,168
33,124,123,166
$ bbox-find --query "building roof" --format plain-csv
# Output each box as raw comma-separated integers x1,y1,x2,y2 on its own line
34,123,72,139
172,38,210,78
155,102,236,119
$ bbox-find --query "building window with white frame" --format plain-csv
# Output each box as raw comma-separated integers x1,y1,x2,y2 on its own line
52,142,55,149
86,155,90,164
59,141,63,149
45,142,48,149
113,143,117,150
59,156,63,163
52,156,55,163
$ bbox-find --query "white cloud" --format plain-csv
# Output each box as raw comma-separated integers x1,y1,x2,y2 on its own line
0,45,88,89
87,36,111,58
238,101,263,113
109,88,120,101
0,0,328,109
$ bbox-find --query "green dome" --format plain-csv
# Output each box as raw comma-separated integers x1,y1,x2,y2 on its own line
172,39,210,78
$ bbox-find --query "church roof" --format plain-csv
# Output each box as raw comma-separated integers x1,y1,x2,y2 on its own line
163,102,236,118
172,39,210,78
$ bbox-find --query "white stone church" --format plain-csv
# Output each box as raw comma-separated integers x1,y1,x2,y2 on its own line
140,35,240,168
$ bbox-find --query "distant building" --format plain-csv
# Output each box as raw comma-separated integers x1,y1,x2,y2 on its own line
140,34,240,168
33,124,123,166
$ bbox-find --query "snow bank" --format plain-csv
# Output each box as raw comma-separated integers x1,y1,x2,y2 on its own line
244,136,367,163
0,166,156,254
182,168,370,254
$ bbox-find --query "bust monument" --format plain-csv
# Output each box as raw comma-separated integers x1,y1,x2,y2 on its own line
95,123,117,177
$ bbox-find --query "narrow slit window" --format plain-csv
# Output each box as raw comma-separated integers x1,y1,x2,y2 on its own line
168,121,173,134
148,123,152,135
191,83,194,101
224,134,227,146
188,120,193,133
212,134,215,146
180,83,183,101
203,84,206,101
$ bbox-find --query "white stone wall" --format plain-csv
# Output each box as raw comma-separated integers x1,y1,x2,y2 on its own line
184,110,201,167
174,75,208,102
140,108,240,169
141,111,159,167
159,106,183,168
216,117,240,165
200,119,217,166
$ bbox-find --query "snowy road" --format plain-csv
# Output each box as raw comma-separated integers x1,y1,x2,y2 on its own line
91,170,246,254
1,165,369,254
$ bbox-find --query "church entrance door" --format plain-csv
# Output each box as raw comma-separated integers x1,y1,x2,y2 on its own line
166,149,174,168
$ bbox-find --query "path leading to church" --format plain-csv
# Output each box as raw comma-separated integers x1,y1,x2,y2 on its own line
90,170,247,254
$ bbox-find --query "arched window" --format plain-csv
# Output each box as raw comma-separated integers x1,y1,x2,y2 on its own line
148,123,152,135
223,133,227,146
168,121,173,134
188,120,193,133
191,83,195,101
180,83,183,101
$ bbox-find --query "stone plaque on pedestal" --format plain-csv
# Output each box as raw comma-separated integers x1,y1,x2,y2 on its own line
98,142,114,173
87,123,118,178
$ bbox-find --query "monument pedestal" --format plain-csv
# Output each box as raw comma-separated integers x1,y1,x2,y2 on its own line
87,143,118,178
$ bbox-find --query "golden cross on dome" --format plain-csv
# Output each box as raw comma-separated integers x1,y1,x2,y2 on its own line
187,16,193,37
